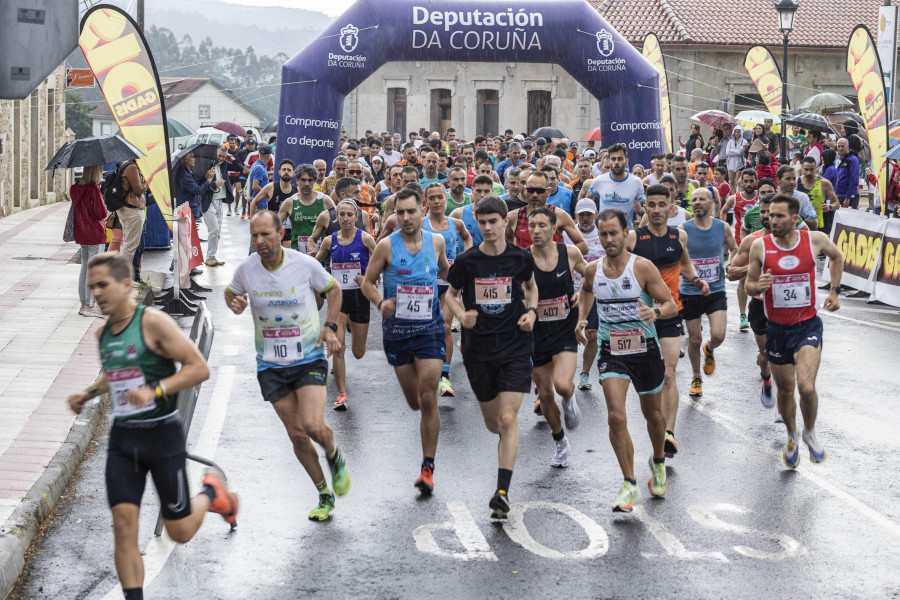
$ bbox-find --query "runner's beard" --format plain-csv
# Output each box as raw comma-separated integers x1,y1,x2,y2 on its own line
281,174,292,182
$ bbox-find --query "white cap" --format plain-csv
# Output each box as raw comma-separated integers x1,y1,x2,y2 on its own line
575,198,598,214
514,134,525,141
583,149,597,158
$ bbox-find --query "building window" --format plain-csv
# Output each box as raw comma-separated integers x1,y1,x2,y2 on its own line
101,121,112,136
476,90,499,137
198,104,211,120
430,88,452,136
527,90,552,135
30,90,40,201
386,88,407,136
733,92,765,113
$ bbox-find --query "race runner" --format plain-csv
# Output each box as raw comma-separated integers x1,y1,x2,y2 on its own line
314,199,376,411
421,182,472,397
509,171,588,254
443,196,539,520
277,163,335,254
249,158,297,247
628,184,710,458
719,168,759,332
361,187,451,494
580,143,646,226
450,175,496,246
225,211,350,521
745,194,844,468
68,253,238,600
576,209,678,512
680,188,738,397
528,207,587,467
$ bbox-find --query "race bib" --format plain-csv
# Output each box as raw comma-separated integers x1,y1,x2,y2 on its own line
475,277,511,306
538,295,570,322
262,327,304,364
610,328,647,356
772,274,811,308
693,257,720,283
396,285,434,320
107,367,155,418
437,258,454,287
332,261,361,290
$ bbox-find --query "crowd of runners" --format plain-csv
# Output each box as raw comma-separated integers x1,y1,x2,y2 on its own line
67,127,847,600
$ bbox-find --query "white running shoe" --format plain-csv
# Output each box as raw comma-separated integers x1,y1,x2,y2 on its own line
801,429,827,463
550,436,570,468
562,396,581,430
760,378,775,408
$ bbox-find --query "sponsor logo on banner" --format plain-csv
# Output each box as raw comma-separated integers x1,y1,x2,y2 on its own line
329,23,367,68
411,7,544,51
847,26,889,202
596,30,614,57
744,46,787,114
340,24,359,52
281,115,340,150
65,68,95,88
588,29,625,73
834,223,882,280
876,229,900,286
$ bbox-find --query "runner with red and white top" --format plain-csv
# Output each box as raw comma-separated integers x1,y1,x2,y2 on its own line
720,168,759,332
746,194,843,469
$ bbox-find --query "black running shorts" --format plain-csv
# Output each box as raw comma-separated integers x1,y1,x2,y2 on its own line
463,354,533,402
257,359,328,403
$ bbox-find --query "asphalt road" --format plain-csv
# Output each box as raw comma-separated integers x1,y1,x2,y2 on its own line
12,213,900,599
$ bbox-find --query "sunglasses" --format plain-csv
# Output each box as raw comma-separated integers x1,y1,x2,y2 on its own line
525,187,548,194
348,170,363,175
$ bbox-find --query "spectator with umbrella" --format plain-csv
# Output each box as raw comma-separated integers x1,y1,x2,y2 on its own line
70,165,107,316
173,148,222,224
200,144,239,267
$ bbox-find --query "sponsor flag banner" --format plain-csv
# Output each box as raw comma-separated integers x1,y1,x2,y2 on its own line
641,33,673,154
744,46,788,115
65,68,95,89
877,6,898,111
871,217,900,307
826,209,886,294
176,204,204,289
847,26,889,202
79,5,173,228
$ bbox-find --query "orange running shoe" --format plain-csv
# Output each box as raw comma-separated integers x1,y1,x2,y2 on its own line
702,342,716,375
203,467,239,526
415,463,434,493
333,393,348,411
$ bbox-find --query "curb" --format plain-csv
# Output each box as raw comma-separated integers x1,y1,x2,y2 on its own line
0,394,108,599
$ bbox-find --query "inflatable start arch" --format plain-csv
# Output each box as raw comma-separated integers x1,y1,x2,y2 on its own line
277,0,664,167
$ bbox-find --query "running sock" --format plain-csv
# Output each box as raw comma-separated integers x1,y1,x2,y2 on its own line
694,371,701,377
315,479,331,495
653,457,665,465
625,478,636,486
423,457,435,470
497,468,513,493
762,375,772,385
552,429,565,442
666,429,674,437
200,484,216,503
441,362,451,377
326,447,340,465
123,589,143,600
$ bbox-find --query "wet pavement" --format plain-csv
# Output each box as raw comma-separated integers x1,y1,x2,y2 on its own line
12,213,900,599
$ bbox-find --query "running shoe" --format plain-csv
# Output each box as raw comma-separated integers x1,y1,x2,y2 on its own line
775,412,784,424
533,400,542,416
689,376,703,397
664,431,678,458
333,393,348,411
577,372,592,390
439,376,455,397
760,377,775,408
202,467,239,525
550,436,570,468
648,458,668,497
612,480,638,513
783,433,800,469
489,491,511,521
241,212,247,220
415,464,434,493
740,314,749,332
227,210,233,216
801,430,827,463
562,396,581,430
679,348,685,358
329,448,351,496
702,342,716,375
308,493,335,521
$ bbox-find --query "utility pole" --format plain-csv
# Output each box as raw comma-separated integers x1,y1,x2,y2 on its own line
137,0,144,31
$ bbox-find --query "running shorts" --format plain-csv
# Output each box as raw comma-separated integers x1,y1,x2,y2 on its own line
597,340,665,395
384,331,445,367
533,340,578,368
341,289,371,324
654,315,684,338
106,414,191,520
463,354,533,402
256,359,328,403
585,303,599,331
748,298,767,336
681,291,727,321
765,315,823,366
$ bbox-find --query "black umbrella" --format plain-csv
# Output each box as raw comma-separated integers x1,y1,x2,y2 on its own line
263,120,278,134
783,112,832,134
44,135,144,170
170,143,219,179
531,127,567,139
831,111,863,124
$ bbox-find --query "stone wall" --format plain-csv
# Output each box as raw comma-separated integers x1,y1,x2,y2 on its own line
0,65,67,218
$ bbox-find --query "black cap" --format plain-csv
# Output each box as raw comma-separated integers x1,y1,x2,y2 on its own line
258,144,272,155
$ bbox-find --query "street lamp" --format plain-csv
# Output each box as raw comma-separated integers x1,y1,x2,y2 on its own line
776,0,798,163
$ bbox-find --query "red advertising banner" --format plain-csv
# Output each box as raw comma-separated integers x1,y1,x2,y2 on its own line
847,26,889,203
65,68,95,88
175,204,204,289
744,46,788,115
641,33,673,154
79,6,173,229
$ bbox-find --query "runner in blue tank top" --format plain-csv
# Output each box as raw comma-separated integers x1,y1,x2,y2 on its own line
422,182,472,398
362,187,451,495
315,199,376,411
678,188,739,398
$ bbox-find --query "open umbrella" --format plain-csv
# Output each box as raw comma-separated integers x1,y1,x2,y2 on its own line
797,92,854,113
263,120,278,134
824,112,868,141
212,121,246,137
531,127,567,140
890,125,900,147
45,135,144,170
883,144,900,160
167,118,194,138
581,127,602,142
736,110,781,134
831,111,863,124
783,112,832,133
691,110,737,129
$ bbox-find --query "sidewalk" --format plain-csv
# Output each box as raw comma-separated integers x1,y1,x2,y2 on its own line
0,202,109,598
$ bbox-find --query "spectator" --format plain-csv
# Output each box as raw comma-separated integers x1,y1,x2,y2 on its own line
70,165,107,316
834,137,861,209
201,144,237,267
118,160,150,277
687,147,704,177
706,129,724,165
755,150,779,182
725,125,748,188
679,123,704,151
805,130,824,167
787,125,807,155
174,151,220,223
718,123,734,168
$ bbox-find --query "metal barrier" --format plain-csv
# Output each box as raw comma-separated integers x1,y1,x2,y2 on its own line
154,301,233,535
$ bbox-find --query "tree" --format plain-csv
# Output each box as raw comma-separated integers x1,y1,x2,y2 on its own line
65,91,97,139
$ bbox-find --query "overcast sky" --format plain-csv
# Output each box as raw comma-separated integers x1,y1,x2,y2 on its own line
221,0,355,17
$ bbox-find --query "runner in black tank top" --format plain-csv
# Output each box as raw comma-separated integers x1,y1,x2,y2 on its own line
527,209,587,469
271,183,298,244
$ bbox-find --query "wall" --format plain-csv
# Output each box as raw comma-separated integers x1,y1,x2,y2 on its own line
164,83,263,131
0,65,67,218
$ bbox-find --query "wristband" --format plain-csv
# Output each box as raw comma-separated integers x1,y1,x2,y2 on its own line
377,299,384,310
830,286,841,292
324,321,339,332
653,307,662,318
85,384,100,399
526,306,538,316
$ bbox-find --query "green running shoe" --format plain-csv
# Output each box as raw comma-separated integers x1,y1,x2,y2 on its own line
308,493,335,521
578,372,592,390
648,457,668,497
612,480,638,513
739,314,749,331
329,448,351,496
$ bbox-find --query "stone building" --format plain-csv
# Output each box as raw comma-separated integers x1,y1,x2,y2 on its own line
0,65,67,217
345,0,897,147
